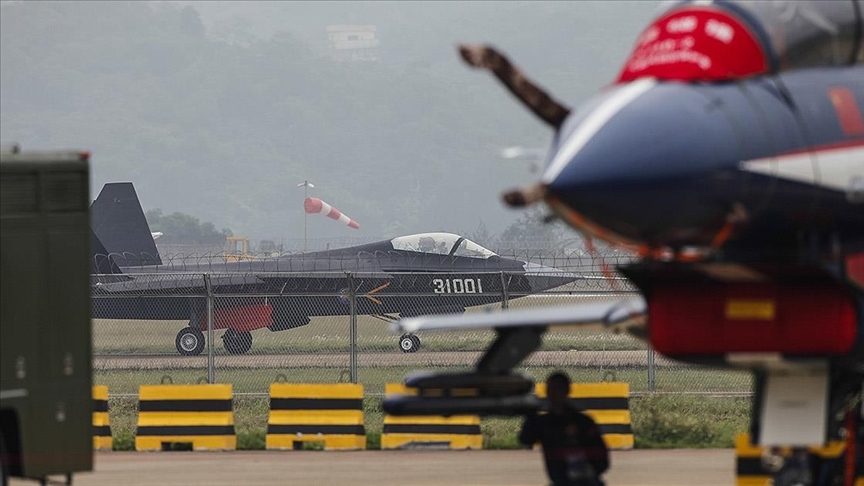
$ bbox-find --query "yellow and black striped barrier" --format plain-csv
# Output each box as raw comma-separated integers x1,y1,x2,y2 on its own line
382,383,483,450
92,385,112,451
135,384,236,451
266,383,366,451
736,433,862,486
535,382,633,450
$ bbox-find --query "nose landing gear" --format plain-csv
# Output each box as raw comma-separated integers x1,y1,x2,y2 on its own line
399,334,421,353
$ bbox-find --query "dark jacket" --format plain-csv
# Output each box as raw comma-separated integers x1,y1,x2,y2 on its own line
519,403,610,486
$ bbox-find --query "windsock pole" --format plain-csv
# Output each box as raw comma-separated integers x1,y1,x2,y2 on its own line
297,180,315,252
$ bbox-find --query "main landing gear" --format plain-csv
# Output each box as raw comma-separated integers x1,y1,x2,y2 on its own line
222,328,252,355
174,327,253,355
399,333,421,353
175,327,205,356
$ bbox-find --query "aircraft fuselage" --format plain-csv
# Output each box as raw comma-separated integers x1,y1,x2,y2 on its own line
544,65,864,256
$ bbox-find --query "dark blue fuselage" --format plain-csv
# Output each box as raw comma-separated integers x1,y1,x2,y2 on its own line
542,66,864,254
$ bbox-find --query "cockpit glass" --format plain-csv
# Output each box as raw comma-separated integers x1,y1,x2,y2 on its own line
737,0,862,69
390,233,497,259
451,238,497,259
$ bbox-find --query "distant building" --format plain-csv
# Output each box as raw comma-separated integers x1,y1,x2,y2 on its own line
326,25,380,62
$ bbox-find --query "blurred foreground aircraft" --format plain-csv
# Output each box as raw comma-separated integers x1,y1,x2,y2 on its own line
385,1,863,482
89,183,575,355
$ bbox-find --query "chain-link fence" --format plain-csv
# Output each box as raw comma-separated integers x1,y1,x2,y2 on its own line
92,268,752,399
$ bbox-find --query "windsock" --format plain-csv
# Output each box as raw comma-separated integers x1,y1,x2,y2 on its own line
304,197,360,229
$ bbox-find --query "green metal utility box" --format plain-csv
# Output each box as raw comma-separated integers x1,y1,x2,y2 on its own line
1,146,93,484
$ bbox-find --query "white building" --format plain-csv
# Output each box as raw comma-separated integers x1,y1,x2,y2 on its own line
326,25,380,62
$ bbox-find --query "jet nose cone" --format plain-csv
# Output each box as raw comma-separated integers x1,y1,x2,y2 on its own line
540,79,747,248
522,262,579,292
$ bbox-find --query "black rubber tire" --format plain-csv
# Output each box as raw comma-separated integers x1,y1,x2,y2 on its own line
399,334,419,353
175,327,205,356
223,329,253,355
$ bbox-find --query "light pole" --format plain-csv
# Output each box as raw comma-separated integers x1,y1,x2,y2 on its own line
297,180,314,252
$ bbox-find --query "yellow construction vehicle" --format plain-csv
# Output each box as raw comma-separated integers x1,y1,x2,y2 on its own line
224,236,255,261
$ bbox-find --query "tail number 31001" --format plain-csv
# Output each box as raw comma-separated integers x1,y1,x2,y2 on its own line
432,278,483,294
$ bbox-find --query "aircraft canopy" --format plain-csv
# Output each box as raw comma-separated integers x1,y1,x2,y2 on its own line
390,233,497,259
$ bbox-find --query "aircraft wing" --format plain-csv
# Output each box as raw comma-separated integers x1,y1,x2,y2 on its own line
92,271,395,294
392,296,647,334
92,273,266,293
383,296,647,417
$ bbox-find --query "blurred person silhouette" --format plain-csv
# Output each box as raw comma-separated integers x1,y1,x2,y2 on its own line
519,371,610,486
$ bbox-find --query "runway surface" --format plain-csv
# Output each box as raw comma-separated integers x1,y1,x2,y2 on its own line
94,350,679,369
11,449,734,486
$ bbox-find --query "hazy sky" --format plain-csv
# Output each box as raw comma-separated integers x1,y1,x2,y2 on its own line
1,1,661,247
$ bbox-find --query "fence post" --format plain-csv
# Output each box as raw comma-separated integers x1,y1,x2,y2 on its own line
204,273,215,384
647,345,655,393
347,272,358,384
499,272,509,310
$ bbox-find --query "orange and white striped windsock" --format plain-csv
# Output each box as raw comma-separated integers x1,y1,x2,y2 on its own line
303,197,360,229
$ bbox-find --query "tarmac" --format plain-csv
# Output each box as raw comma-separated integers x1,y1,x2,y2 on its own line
11,449,735,486
93,350,679,369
